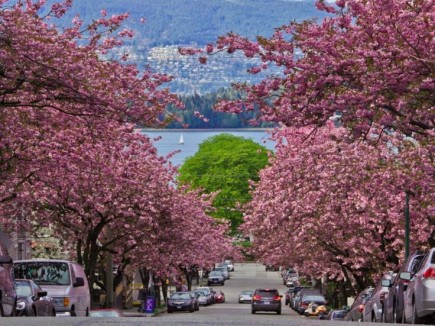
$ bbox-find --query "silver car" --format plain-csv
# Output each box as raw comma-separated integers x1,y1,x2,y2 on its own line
401,247,435,324
362,271,395,322
239,290,253,303
214,267,230,280
382,250,425,323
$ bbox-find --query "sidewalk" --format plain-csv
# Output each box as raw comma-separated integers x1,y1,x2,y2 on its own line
122,306,165,317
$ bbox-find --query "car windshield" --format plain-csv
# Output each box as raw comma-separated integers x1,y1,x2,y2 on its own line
304,295,325,302
209,272,222,276
14,261,70,286
241,290,253,295
170,293,191,300
15,281,32,297
194,291,207,296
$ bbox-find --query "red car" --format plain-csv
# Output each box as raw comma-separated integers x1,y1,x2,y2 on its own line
214,290,225,303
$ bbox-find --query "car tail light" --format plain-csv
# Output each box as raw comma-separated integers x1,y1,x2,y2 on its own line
301,302,309,308
273,295,280,301
253,295,261,301
358,304,365,313
218,295,222,299
423,267,435,279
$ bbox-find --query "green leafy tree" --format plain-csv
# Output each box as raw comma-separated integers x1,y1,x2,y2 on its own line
177,134,270,232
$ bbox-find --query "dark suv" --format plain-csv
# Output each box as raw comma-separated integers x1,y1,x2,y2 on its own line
251,288,282,314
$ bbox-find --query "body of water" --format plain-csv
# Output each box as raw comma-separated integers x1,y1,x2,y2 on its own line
140,129,276,167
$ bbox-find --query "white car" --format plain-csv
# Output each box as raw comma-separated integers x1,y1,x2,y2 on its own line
239,290,253,303
224,260,234,271
401,248,435,324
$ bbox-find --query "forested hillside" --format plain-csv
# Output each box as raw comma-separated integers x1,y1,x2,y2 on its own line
167,88,276,129
43,0,325,47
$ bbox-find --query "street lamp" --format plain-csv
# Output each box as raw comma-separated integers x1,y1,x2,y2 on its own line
404,190,415,260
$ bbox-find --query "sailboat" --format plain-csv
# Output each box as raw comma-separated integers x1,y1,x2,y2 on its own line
179,133,184,145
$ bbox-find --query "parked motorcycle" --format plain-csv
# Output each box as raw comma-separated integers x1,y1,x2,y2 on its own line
304,301,328,317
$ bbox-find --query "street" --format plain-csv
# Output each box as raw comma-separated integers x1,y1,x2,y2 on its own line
0,262,385,326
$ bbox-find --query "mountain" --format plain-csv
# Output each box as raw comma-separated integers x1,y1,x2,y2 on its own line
44,0,326,47
40,0,328,95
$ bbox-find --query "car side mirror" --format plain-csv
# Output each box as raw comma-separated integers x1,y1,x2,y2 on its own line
37,291,47,298
381,279,392,287
400,271,412,281
73,277,85,287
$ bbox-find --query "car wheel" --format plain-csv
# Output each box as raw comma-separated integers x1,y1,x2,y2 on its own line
51,309,56,316
371,312,376,322
277,309,281,315
167,309,173,313
251,309,256,314
190,304,195,313
411,301,421,324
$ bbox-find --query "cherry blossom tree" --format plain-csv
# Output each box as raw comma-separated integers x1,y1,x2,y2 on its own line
186,0,433,139
242,124,433,293
182,0,434,288
0,1,231,303
0,0,181,204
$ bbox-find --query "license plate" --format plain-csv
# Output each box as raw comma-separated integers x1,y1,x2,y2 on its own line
177,306,182,309
263,302,270,304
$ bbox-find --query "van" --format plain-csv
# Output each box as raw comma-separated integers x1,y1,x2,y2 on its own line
0,255,16,316
13,259,90,316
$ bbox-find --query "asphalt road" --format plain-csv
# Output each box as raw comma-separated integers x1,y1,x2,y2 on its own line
0,262,383,325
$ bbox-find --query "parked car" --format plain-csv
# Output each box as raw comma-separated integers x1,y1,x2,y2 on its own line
193,287,214,306
0,254,16,317
401,247,435,324
284,288,293,305
167,292,197,313
15,279,56,316
214,290,225,303
289,286,311,309
207,271,225,286
13,259,90,317
224,260,234,272
362,271,395,322
265,264,279,271
293,288,321,313
89,309,124,317
214,266,230,280
343,287,374,322
282,268,298,285
298,293,326,315
251,288,282,314
239,290,253,303
382,250,425,323
322,309,347,321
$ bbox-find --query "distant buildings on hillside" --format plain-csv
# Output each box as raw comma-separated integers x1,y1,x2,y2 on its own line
119,44,289,95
